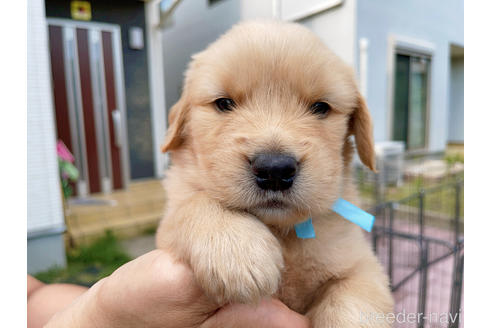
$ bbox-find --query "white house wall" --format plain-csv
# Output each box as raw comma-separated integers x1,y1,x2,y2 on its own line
161,0,242,117
356,0,464,151
296,0,356,67
240,0,276,20
27,0,67,273
27,0,65,234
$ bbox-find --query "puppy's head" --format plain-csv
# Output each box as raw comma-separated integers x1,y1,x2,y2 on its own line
162,21,375,226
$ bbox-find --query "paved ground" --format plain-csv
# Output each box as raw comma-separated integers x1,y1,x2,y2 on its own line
374,220,464,328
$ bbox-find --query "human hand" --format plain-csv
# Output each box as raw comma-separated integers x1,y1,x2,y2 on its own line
45,249,309,328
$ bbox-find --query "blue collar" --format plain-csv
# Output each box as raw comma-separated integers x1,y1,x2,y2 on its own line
294,198,375,239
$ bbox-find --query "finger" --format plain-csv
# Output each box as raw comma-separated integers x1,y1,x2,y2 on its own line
27,283,88,328
27,275,45,298
200,298,310,328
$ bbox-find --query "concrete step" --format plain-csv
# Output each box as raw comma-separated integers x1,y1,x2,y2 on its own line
69,211,162,245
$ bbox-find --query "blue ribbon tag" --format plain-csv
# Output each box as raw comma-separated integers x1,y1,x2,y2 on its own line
294,198,375,239
294,217,316,239
332,198,375,232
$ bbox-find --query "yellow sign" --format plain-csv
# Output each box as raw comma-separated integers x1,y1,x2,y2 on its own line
71,1,91,21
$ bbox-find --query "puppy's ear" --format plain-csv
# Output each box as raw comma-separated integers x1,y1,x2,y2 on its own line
161,97,189,153
350,94,376,171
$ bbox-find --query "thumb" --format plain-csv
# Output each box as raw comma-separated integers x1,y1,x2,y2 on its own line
200,298,310,328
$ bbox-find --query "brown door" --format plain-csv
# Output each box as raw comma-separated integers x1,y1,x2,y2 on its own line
48,20,128,196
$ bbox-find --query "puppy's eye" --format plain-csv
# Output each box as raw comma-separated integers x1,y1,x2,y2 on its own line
214,98,235,112
309,102,332,117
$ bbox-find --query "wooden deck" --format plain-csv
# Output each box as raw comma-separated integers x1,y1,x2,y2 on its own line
65,179,166,245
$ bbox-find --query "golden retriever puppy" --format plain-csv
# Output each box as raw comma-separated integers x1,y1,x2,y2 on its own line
157,20,393,327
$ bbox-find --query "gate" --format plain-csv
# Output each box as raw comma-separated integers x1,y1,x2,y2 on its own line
371,181,464,328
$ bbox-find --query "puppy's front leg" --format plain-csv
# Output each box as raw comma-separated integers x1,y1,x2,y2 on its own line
156,193,284,305
307,255,394,328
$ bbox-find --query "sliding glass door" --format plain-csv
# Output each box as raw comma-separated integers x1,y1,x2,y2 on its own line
48,19,129,195
392,53,430,150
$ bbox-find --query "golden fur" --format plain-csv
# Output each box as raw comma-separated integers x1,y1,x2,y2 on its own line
157,20,393,327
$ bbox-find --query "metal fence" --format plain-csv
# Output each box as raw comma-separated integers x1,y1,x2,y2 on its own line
355,150,464,208
369,181,464,328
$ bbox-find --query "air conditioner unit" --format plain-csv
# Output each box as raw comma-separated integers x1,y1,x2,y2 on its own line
374,141,405,186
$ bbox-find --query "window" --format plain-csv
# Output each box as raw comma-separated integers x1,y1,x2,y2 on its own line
392,53,430,150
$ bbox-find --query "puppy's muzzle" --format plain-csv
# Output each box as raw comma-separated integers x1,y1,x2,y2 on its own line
251,153,298,191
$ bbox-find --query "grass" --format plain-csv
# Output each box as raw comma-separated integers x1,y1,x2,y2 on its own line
358,171,464,219
142,225,157,235
444,152,464,165
35,230,132,286
385,173,463,218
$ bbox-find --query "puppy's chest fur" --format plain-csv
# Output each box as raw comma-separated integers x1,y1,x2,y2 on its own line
276,238,331,314
270,216,364,314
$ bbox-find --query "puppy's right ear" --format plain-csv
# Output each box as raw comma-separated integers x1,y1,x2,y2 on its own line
350,93,376,171
161,97,189,153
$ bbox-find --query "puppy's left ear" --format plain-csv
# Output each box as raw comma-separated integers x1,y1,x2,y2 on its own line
350,94,376,171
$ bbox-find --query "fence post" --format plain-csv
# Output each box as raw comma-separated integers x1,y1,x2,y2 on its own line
388,203,394,287
418,190,425,243
372,232,378,253
375,167,383,205
417,240,428,328
448,251,464,328
454,182,462,245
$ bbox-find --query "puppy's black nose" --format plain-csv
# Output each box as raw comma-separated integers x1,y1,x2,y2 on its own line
251,153,298,191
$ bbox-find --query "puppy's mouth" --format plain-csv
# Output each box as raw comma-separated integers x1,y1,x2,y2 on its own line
247,195,308,225
256,199,289,209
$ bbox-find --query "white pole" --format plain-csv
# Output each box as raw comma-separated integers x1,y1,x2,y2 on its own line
359,37,369,98
145,0,169,177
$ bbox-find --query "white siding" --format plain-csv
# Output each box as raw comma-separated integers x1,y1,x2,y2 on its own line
296,0,356,66
27,0,65,233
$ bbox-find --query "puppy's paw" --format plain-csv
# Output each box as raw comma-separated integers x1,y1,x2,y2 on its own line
190,214,284,305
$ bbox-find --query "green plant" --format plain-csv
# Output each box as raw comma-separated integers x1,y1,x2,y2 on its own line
57,140,79,198
35,230,132,286
445,153,464,165
142,225,158,235
59,160,79,198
